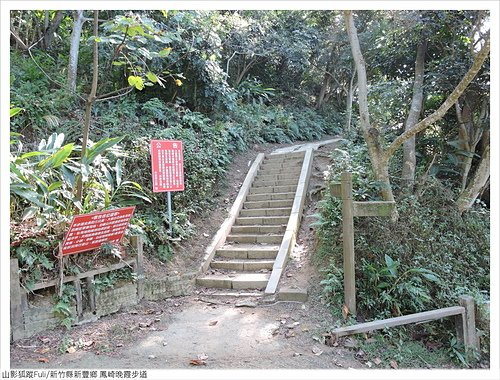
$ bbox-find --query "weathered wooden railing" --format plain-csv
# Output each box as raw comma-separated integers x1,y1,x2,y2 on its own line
329,172,480,354
331,295,480,354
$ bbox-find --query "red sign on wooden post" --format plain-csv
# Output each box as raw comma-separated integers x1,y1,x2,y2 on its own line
61,206,135,255
150,140,184,192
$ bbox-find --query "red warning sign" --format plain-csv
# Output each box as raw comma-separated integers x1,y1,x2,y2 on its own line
150,140,185,192
61,207,135,255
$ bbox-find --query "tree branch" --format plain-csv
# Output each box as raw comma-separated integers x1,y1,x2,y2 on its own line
384,34,490,160
95,86,134,102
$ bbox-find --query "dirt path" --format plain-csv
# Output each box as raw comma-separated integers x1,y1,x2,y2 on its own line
10,292,362,370
11,138,366,371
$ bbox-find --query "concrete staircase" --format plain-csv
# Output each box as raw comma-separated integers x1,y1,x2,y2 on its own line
196,151,309,292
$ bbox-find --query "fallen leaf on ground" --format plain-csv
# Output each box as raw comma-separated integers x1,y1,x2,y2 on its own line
38,358,49,363
38,337,51,344
208,320,218,326
390,360,398,369
285,330,295,339
312,347,323,356
190,359,207,366
34,347,50,354
66,346,77,354
373,357,382,365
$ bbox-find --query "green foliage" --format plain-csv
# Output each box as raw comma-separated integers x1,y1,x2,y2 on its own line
92,267,136,295
52,284,76,329
315,142,489,360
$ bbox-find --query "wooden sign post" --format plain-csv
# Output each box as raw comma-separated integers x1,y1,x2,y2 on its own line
331,171,395,315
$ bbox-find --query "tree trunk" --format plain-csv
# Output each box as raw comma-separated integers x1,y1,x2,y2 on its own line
344,11,489,208
456,144,489,213
67,10,85,93
76,11,99,202
316,73,331,109
344,10,395,203
401,39,427,190
42,10,64,50
384,35,489,159
346,68,356,133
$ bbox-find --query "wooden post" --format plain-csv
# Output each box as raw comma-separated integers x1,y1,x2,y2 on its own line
10,259,25,341
130,235,144,301
341,172,356,315
73,279,83,317
459,295,479,355
86,276,96,312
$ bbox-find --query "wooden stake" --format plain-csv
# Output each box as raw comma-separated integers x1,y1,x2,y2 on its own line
58,243,64,297
341,172,356,315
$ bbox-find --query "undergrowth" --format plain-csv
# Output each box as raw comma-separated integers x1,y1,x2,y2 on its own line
314,141,490,366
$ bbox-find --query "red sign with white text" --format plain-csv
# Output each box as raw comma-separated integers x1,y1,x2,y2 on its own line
61,207,135,255
150,140,184,192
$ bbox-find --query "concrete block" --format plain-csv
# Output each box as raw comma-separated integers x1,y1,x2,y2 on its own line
277,288,308,302
196,276,233,289
243,260,275,271
231,274,270,290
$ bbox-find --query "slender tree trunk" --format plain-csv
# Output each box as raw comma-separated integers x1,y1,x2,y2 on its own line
456,144,489,213
344,10,489,209
346,68,356,134
344,10,395,203
401,39,427,190
67,10,85,93
42,10,64,50
384,35,489,159
316,73,331,109
76,11,99,202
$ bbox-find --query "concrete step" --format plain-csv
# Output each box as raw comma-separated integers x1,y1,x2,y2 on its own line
246,192,295,202
260,162,303,170
249,185,297,194
243,199,294,209
231,224,286,234
196,273,270,289
239,207,291,217
267,151,305,160
210,259,275,271
216,244,279,259
257,169,301,177
255,173,300,181
252,178,298,187
226,234,284,244
234,216,289,226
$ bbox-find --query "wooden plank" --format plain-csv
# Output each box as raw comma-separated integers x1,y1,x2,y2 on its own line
330,182,342,198
341,172,356,314
332,306,465,338
459,295,480,352
353,201,395,217
30,259,135,291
